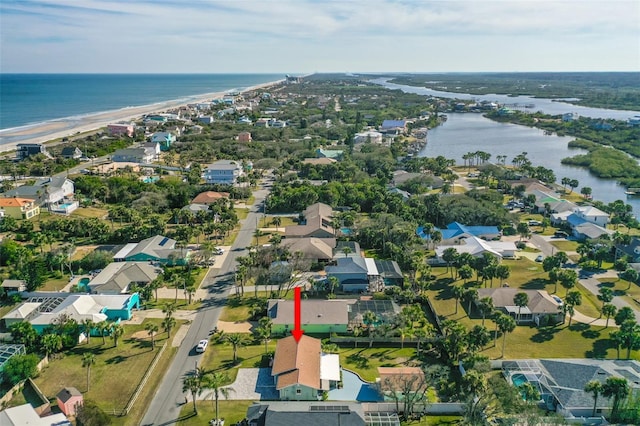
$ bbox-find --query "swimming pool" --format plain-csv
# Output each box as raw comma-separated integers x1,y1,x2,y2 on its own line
142,176,159,183
328,369,381,402
58,202,75,209
511,373,527,387
78,277,90,292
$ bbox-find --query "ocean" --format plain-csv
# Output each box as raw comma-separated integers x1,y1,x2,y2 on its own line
0,73,284,131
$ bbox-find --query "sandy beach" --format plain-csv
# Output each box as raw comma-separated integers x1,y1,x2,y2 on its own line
0,79,284,154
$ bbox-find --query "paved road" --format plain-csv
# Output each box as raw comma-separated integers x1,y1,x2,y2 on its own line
141,185,269,426
529,234,640,323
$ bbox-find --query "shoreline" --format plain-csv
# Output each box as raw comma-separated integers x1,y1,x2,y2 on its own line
0,79,285,154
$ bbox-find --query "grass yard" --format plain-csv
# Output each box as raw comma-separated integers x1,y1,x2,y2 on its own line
339,347,418,382
177,400,252,426
427,266,639,360
71,207,109,219
200,341,268,384
30,319,177,415
598,278,640,309
549,240,579,252
145,298,203,311
403,416,462,425
39,276,71,292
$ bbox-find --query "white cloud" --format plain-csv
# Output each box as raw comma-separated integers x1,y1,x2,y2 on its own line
1,0,638,72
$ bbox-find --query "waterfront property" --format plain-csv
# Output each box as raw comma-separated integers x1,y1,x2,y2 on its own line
477,288,563,325
501,359,640,417
203,159,244,185
354,131,383,144
107,123,135,137
16,143,48,160
271,335,340,401
60,146,83,159
111,147,155,163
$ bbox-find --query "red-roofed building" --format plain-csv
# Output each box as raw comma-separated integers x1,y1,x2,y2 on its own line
191,191,230,205
0,197,40,219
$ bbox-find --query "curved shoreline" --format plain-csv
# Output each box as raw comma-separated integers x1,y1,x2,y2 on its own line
0,79,284,154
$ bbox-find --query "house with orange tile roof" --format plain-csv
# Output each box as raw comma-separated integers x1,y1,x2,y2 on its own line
191,191,230,205
271,335,340,400
0,197,40,219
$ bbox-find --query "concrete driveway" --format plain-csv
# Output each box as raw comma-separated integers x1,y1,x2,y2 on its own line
201,368,277,401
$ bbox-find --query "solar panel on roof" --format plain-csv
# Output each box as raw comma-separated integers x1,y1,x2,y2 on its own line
159,237,169,246
309,405,350,412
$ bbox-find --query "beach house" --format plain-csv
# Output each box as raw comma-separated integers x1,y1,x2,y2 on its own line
107,123,135,137
16,143,48,160
150,132,176,151
203,160,244,185
0,197,40,219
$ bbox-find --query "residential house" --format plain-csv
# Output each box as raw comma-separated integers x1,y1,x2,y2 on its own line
417,222,501,245
238,131,252,142
282,238,336,263
88,262,161,294
316,148,343,161
268,261,293,284
380,120,407,135
191,191,230,205
285,203,335,239
203,160,244,185
111,148,154,163
1,279,27,295
190,124,204,134
244,402,371,426
267,299,352,334
377,367,427,403
354,131,383,144
374,259,404,287
16,143,48,160
434,236,517,262
302,158,337,166
270,120,287,128
2,176,75,208
56,387,83,416
477,288,563,325
271,335,340,400
0,197,40,219
557,206,612,241
325,256,372,292
615,237,640,263
143,141,161,157
113,235,189,265
107,123,135,137
2,293,140,333
387,187,411,201
255,118,271,127
562,112,579,122
60,146,83,160
0,403,71,426
571,206,610,227
571,222,612,241
150,132,176,151
198,116,214,125
501,359,640,418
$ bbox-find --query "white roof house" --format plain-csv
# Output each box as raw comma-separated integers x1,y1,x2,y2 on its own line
29,296,109,326
0,403,70,426
320,353,341,386
435,235,517,260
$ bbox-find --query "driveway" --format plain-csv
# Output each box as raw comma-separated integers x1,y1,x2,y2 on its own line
203,368,278,401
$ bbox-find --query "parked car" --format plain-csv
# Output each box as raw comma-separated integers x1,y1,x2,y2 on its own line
195,339,209,353
551,295,563,306
535,255,544,262
528,220,542,226
213,247,224,255
554,231,569,238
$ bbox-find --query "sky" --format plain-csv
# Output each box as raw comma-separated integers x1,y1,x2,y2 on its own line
1,0,639,73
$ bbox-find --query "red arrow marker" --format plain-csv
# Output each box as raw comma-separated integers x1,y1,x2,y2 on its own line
292,286,304,342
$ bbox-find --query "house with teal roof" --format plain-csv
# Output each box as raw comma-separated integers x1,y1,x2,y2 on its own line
316,148,343,161
417,222,501,245
151,132,176,151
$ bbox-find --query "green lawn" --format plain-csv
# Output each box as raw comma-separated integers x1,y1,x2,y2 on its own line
39,276,71,292
71,207,109,219
177,400,252,426
403,416,462,425
339,347,419,382
30,319,178,415
598,278,640,310
427,266,639,360
549,240,579,252
200,341,268,384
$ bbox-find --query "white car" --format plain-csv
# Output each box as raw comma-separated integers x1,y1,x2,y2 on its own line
214,248,224,255
195,339,208,353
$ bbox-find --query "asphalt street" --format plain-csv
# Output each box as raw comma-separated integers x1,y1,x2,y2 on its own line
141,185,269,426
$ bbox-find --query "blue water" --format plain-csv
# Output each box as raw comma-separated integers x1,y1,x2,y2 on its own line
0,73,284,131
142,176,160,184
511,373,527,387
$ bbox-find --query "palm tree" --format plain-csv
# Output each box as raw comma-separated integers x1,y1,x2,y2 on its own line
82,319,95,344
496,313,516,358
602,376,630,422
97,322,109,345
477,297,494,326
598,287,614,311
452,285,464,315
513,292,528,323
463,288,478,316
362,311,379,348
202,372,233,423
162,302,177,318
111,324,124,347
162,316,177,338
584,380,603,417
182,376,203,415
254,317,272,354
565,290,583,327
224,333,250,364
41,333,62,359
145,322,159,349
271,216,281,232
82,353,96,392
602,304,617,328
